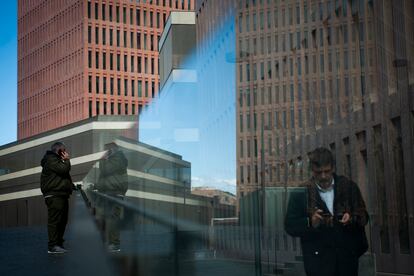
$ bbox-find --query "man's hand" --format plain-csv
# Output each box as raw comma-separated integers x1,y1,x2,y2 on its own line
339,212,352,225
311,209,324,228
101,150,110,160
61,151,70,160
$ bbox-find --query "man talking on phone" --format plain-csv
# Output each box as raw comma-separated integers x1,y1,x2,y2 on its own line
41,142,73,254
285,147,369,276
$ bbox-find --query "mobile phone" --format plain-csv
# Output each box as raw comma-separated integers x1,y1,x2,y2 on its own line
335,214,344,221
58,149,65,157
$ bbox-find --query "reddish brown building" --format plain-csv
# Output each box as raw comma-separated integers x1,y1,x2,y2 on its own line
17,0,194,140
235,0,414,275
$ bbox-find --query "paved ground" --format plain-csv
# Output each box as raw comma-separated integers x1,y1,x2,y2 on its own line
0,192,116,276
2,191,350,276
0,191,261,276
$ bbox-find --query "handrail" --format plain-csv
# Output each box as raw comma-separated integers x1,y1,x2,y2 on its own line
82,188,207,238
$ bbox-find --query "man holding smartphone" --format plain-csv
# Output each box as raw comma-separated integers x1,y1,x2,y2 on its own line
285,147,369,276
40,142,73,254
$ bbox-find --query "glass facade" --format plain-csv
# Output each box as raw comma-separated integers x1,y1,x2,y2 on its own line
78,0,414,274
1,0,414,275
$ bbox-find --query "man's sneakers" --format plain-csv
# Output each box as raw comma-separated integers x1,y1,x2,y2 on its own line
48,245,67,254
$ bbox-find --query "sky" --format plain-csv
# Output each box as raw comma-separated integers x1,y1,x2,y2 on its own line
139,15,237,194
0,1,17,146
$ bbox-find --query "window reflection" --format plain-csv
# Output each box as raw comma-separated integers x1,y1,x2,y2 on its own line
1,0,414,276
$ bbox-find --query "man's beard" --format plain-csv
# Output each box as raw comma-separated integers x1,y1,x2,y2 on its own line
318,179,332,189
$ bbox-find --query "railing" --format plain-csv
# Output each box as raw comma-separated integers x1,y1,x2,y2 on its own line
80,187,306,276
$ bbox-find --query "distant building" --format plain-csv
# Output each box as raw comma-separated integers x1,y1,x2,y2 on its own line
17,0,194,139
0,115,138,226
191,187,236,206
159,11,196,90
0,114,237,228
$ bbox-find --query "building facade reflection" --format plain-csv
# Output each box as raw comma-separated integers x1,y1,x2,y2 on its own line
1,1,413,275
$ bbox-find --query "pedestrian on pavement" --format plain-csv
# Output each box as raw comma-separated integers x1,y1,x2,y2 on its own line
40,142,73,254
285,147,369,276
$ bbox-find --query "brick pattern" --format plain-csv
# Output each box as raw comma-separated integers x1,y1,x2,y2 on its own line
18,0,194,139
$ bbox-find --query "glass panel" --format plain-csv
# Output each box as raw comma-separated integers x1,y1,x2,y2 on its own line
2,1,414,276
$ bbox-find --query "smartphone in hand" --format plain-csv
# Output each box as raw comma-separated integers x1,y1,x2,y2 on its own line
58,149,69,160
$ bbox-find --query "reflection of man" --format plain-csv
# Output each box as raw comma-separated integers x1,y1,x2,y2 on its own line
40,142,73,254
95,143,128,252
285,147,369,276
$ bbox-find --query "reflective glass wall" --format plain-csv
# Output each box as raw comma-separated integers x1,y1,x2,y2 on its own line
18,1,410,275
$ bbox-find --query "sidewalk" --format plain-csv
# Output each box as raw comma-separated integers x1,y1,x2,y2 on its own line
0,191,116,276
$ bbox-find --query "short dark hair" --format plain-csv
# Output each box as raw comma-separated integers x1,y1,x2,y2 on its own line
309,147,334,168
104,142,119,150
51,142,66,153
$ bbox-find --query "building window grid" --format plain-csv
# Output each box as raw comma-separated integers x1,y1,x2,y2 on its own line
124,79,128,96
103,76,107,94
117,78,121,95
94,2,98,20
95,26,99,44
95,51,99,69
102,28,106,45
19,1,189,136
102,3,106,21
96,76,99,94
102,52,106,69
88,26,92,43
124,54,128,71
88,1,91,19
124,31,127,47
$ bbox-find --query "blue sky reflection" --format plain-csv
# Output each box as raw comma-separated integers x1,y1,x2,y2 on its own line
139,16,236,194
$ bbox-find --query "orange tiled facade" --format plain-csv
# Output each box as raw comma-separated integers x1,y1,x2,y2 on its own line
18,0,194,139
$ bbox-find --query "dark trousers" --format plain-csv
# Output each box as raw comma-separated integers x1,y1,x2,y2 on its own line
107,202,122,246
95,196,123,246
45,196,69,249
303,249,359,276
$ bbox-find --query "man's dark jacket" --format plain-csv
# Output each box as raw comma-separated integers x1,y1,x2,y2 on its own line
40,151,73,197
284,174,369,276
96,150,128,195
